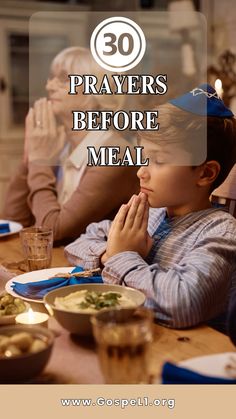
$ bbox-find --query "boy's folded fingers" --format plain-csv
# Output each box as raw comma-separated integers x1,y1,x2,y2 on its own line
113,204,129,229
126,194,137,207
125,196,140,228
140,201,149,232
133,196,147,229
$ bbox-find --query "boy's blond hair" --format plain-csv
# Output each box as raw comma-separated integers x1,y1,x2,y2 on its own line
138,102,236,191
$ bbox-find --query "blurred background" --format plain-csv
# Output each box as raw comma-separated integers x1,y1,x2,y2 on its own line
0,0,235,210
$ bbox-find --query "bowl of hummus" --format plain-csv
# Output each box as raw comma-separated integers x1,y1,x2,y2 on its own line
44,284,146,336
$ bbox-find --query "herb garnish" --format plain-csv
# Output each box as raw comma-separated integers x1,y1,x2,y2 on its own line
77,291,122,311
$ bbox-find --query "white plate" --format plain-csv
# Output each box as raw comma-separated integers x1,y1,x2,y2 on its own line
0,219,23,238
5,267,74,304
179,352,236,379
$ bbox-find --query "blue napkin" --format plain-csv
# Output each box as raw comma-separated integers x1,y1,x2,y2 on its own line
0,223,10,234
12,266,103,300
162,362,236,384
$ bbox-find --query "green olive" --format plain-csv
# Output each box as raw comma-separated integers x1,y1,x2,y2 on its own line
0,293,26,316
5,304,19,315
0,295,14,307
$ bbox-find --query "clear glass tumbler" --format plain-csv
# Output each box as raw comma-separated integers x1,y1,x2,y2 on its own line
91,307,154,384
20,227,53,271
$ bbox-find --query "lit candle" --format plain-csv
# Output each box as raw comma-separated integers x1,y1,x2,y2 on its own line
215,79,223,98
15,308,49,328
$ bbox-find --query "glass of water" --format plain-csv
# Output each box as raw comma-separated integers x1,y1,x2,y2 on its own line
20,227,53,271
91,307,154,384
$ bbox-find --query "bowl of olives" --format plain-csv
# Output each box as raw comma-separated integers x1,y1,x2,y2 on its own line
0,325,54,382
0,292,30,325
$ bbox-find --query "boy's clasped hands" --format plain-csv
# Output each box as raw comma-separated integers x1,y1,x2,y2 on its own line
101,192,153,265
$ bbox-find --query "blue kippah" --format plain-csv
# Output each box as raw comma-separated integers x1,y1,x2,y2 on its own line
169,83,234,117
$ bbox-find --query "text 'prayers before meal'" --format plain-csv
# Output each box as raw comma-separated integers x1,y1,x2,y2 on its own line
68,73,168,165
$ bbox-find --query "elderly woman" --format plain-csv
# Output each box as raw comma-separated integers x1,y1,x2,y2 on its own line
3,47,138,242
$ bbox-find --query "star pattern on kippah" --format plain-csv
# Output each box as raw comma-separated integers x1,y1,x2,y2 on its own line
190,87,221,100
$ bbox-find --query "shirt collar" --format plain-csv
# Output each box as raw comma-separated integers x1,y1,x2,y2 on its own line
148,206,227,236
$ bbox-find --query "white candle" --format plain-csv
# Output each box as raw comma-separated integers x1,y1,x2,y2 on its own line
15,308,49,328
215,79,223,98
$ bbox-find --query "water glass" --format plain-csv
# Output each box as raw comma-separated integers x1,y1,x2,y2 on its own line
91,307,154,384
20,227,53,271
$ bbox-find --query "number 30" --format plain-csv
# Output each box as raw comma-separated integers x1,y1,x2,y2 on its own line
103,33,134,56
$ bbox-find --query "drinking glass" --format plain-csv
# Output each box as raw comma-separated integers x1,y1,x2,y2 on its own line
20,227,53,271
91,307,154,384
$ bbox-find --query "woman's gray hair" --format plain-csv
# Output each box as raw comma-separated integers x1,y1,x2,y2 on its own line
51,46,125,112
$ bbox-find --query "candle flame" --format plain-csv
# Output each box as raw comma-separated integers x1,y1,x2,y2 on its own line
215,78,222,90
28,308,35,322
214,79,223,98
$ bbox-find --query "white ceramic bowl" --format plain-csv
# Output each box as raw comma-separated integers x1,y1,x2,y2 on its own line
44,283,146,336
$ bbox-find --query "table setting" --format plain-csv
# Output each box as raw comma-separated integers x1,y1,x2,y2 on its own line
6,266,103,301
0,219,23,238
0,228,236,384
162,353,236,384
0,229,152,383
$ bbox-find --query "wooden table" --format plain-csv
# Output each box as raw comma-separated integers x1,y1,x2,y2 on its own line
0,234,68,270
0,235,235,383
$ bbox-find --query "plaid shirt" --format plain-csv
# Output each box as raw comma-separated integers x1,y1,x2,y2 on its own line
65,207,236,328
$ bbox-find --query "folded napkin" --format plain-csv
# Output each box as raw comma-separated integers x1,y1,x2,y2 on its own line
162,362,236,384
12,266,103,300
0,223,10,234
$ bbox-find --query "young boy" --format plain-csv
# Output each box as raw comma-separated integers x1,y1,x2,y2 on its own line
65,84,236,329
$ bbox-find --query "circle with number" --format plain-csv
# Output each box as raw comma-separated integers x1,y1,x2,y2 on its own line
90,16,146,72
